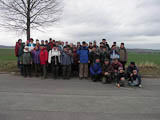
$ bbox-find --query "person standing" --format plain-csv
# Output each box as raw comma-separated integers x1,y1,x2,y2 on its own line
40,45,48,79
61,46,73,79
119,43,128,70
15,39,22,68
77,41,89,79
48,45,61,79
31,46,40,77
20,46,32,77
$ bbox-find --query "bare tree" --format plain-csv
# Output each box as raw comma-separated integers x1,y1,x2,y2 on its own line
0,0,62,40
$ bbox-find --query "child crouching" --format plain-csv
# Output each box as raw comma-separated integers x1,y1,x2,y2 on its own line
116,67,126,88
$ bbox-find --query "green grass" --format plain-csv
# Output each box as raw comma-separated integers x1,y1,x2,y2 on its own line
0,48,17,62
0,48,17,72
128,52,160,66
0,48,160,76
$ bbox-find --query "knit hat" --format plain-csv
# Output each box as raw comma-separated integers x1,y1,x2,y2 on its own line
130,62,135,65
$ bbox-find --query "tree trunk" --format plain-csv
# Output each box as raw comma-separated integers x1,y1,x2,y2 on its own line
27,0,30,41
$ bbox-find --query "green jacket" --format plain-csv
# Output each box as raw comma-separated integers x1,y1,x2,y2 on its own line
21,52,32,65
119,47,128,62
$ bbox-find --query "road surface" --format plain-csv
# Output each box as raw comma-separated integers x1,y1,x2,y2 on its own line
0,74,160,120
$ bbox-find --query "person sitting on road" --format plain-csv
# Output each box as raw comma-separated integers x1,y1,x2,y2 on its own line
127,62,142,88
116,67,126,88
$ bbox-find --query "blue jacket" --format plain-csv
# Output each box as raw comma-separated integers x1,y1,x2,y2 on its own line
90,63,102,75
77,46,89,63
61,51,73,65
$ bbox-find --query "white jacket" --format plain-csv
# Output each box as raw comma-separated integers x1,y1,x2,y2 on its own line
48,49,61,64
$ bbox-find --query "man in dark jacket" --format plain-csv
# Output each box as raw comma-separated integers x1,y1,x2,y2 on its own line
102,39,110,51
119,43,128,70
100,46,110,64
77,41,89,79
102,59,114,84
89,46,100,65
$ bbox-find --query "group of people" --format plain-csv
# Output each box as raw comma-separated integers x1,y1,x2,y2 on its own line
15,38,142,88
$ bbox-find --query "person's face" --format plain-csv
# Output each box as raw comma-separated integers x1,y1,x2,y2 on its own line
120,44,124,48
64,48,67,52
30,40,33,43
133,70,137,75
19,40,22,44
77,42,80,46
82,43,86,47
130,64,134,67
89,43,92,46
73,48,77,52
41,40,45,44
112,46,116,50
104,61,109,65
53,46,57,50
92,47,96,52
94,42,96,45
56,42,59,46
103,48,107,51
114,59,118,64
65,42,68,45
100,43,103,47
119,69,123,73
40,46,44,50
35,46,38,50
102,40,106,43
45,41,48,45
36,41,39,44
96,59,100,63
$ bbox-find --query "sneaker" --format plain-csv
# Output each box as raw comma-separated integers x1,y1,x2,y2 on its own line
116,84,120,88
139,84,142,88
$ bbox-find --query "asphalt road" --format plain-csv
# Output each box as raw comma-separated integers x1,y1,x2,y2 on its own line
0,74,160,120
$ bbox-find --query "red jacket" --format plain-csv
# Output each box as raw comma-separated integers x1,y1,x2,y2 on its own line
40,48,48,65
15,42,21,57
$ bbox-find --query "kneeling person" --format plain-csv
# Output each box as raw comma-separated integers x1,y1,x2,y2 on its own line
90,58,102,82
102,59,114,84
116,67,126,88
127,62,142,88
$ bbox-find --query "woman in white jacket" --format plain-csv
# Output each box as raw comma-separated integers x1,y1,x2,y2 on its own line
48,45,61,79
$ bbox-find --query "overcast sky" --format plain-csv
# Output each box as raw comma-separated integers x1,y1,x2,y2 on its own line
0,0,159,49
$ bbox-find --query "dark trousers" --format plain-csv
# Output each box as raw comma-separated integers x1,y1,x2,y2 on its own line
35,64,40,76
41,64,47,78
91,74,101,82
72,64,79,76
116,77,125,86
129,75,142,86
120,61,126,70
23,64,31,77
102,74,112,83
19,64,24,76
52,65,59,78
62,65,71,79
